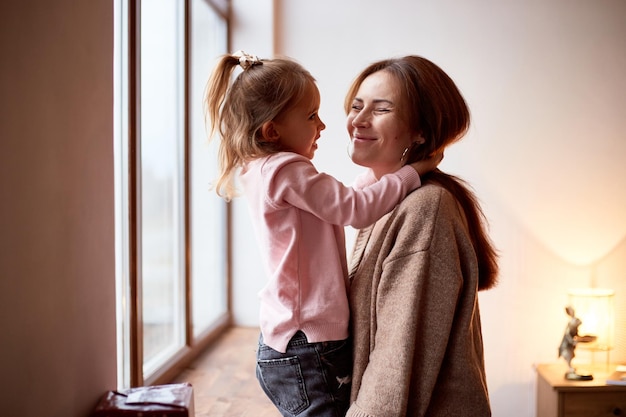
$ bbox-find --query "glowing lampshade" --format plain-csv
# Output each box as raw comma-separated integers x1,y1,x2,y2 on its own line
567,288,615,351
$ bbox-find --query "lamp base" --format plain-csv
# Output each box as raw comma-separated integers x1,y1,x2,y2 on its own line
565,371,594,381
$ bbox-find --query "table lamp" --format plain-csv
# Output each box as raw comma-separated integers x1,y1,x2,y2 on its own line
568,288,615,353
558,288,615,380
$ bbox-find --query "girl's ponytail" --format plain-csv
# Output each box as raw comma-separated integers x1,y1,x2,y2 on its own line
205,54,240,141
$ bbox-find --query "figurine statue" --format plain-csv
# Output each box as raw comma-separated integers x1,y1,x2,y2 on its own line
558,306,596,380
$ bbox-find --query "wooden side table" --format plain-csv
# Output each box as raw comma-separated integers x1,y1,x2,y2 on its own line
536,363,626,417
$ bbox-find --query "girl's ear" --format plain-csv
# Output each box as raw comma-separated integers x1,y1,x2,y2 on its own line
260,121,280,142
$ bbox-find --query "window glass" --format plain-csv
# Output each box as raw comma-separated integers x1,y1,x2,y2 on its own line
140,0,186,375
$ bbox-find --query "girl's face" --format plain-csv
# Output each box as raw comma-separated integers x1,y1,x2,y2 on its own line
346,70,421,178
272,82,326,160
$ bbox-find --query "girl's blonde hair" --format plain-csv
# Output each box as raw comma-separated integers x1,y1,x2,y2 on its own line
205,52,316,200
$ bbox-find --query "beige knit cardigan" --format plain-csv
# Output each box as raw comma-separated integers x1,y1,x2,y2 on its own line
346,182,491,417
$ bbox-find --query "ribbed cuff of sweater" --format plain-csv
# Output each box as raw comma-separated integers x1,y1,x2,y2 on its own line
396,164,422,191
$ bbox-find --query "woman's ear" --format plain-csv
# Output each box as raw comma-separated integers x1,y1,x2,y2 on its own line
409,134,431,161
260,121,280,142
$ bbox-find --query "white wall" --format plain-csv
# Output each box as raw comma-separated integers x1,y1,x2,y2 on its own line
229,0,275,326
0,1,117,417
231,0,626,415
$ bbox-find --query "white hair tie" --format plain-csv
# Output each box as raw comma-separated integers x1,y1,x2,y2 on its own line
233,50,262,70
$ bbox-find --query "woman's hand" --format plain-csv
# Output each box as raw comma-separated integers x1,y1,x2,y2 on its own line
410,151,444,176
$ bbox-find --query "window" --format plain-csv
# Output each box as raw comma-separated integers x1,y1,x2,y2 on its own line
140,0,187,376
114,0,230,388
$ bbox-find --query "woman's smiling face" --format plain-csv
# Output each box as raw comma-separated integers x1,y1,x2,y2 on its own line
346,70,421,179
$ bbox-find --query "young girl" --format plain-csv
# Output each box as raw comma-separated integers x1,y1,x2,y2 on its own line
205,51,440,417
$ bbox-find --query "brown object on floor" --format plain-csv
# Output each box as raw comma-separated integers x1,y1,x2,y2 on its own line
92,383,194,416
173,327,280,417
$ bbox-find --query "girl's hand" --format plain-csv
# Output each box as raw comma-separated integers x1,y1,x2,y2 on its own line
410,151,444,176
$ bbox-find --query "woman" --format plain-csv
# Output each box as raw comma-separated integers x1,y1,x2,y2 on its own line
344,56,499,416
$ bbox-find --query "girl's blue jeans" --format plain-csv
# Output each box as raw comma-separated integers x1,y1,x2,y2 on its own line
256,331,352,417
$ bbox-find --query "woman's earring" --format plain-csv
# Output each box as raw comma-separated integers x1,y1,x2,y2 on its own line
401,141,422,162
400,146,411,162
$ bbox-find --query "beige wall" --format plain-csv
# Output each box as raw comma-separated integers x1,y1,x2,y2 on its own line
0,1,117,416
231,1,626,416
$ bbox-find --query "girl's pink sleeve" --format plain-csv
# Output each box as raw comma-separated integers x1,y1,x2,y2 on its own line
266,155,420,229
